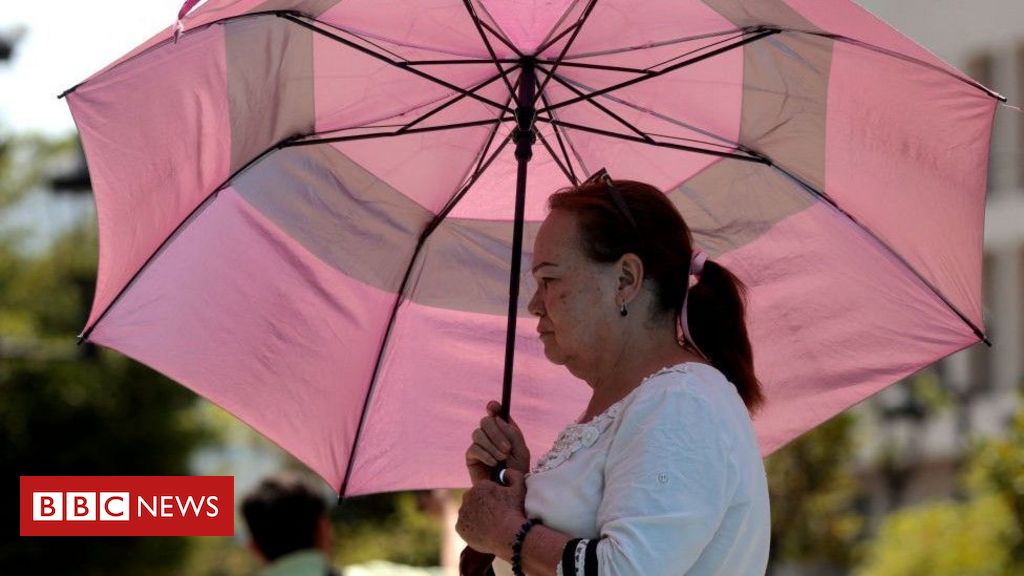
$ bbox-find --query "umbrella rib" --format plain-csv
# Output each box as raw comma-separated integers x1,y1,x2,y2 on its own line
310,16,492,60
434,88,516,236
77,130,303,343
544,72,742,149
339,132,515,498
468,0,524,57
534,27,751,78
534,82,587,183
468,85,519,181
549,121,581,184
538,27,780,115
537,117,768,163
536,129,577,184
434,138,516,238
285,118,509,147
77,117,511,343
298,70,516,140
769,164,991,345
560,28,752,61
462,0,518,97
317,21,407,62
476,16,525,58
793,30,1005,102
643,130,750,150
532,0,600,106
642,29,752,72
403,58,521,65
60,10,313,97
281,13,509,114
534,60,652,75
399,64,520,133
535,63,653,143
533,1,589,56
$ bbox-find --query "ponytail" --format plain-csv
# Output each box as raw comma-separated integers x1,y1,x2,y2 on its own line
687,261,763,412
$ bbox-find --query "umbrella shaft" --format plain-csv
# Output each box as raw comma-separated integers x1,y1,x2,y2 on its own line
501,58,537,421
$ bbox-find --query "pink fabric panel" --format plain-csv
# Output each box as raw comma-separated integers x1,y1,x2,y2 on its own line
536,64,742,191
89,188,395,490
346,302,588,495
310,32,452,134
319,0,511,58
731,202,978,454
69,24,232,330
309,30,503,144
448,123,576,221
84,0,280,81
547,52,743,148
823,41,994,327
329,115,503,215
478,0,577,53
785,0,962,77
551,0,737,58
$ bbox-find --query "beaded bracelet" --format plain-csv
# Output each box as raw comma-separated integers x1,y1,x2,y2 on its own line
511,517,542,576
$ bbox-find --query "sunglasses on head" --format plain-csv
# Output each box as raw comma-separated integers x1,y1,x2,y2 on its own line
582,168,638,230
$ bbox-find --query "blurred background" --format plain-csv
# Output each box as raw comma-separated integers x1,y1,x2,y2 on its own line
2,1,1021,574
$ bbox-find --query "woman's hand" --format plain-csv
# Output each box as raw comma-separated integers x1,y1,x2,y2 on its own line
457,469,528,557
465,401,531,485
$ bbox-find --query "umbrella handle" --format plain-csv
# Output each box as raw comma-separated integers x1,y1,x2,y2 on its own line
492,465,509,486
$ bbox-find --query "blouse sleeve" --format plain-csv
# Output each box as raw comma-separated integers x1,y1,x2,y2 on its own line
591,378,738,575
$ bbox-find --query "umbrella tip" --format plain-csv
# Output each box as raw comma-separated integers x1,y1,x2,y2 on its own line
58,83,83,100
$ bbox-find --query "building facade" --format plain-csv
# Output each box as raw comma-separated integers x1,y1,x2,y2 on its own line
851,0,1024,520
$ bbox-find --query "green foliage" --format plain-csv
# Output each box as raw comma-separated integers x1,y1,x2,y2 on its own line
965,402,1024,563
178,535,259,576
765,411,865,570
908,369,953,412
0,133,213,574
856,496,1015,576
332,491,443,568
856,399,1024,575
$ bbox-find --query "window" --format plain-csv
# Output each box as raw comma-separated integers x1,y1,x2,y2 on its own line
1018,43,1024,189
966,52,998,189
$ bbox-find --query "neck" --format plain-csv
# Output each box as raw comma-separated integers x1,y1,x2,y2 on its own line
579,313,704,422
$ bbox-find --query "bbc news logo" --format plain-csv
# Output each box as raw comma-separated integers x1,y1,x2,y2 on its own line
20,476,233,536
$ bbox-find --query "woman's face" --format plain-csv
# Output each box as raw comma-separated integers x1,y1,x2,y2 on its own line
528,210,620,375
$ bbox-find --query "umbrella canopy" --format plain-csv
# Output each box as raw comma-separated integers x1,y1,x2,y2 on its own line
66,0,998,496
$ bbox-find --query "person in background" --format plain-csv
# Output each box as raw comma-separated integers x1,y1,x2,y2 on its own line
242,471,342,576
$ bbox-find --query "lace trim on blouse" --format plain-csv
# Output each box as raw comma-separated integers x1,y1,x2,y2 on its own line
530,363,693,475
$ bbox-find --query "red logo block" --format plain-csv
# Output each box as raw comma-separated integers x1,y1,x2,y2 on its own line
20,476,234,536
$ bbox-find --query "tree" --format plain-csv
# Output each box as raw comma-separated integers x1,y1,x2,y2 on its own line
330,491,443,568
765,411,866,573
856,397,1024,576
0,132,212,574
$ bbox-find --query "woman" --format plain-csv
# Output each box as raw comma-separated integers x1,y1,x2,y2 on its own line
456,171,770,576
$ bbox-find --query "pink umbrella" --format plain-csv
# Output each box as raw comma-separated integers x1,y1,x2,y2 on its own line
65,0,999,496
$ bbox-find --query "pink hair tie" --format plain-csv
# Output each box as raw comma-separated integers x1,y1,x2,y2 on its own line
690,249,708,277
679,249,709,360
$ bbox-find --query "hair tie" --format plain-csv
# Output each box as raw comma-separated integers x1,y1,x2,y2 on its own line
690,249,707,277
679,249,709,360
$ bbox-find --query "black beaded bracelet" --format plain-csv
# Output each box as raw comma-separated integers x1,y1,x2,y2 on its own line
511,517,542,576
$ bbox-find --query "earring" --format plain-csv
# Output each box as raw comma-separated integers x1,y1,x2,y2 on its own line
619,302,628,317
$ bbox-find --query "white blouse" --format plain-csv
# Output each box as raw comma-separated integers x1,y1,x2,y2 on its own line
498,363,770,576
